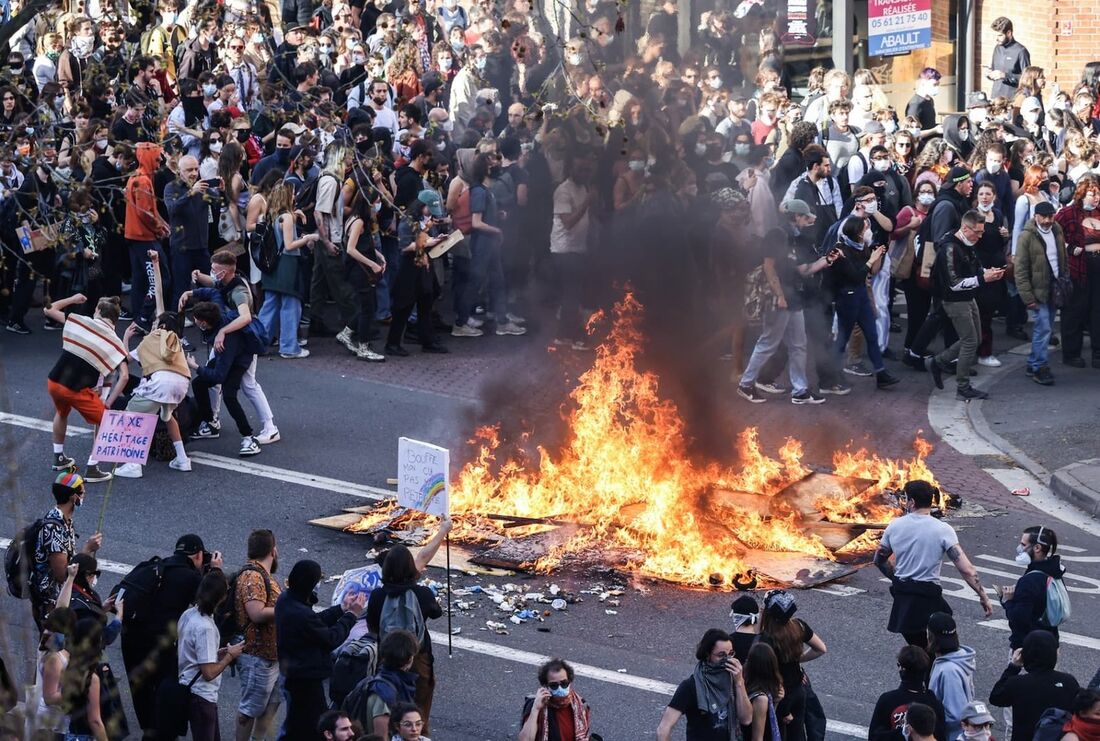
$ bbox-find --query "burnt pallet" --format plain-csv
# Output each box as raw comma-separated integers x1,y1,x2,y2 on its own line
469,525,583,569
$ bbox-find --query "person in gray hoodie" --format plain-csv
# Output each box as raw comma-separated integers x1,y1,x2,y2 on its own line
928,612,977,740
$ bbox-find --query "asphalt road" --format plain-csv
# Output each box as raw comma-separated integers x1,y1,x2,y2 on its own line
2,322,1100,741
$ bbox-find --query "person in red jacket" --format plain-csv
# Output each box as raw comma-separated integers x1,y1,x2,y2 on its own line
124,142,171,331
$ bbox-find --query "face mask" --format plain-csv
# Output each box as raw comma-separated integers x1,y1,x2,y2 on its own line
720,150,733,163
452,40,466,52
986,160,1001,174
915,193,934,207
320,45,334,56
372,201,382,214
959,130,970,142
1024,111,1040,124
549,686,570,698
908,127,921,138
977,202,993,213
210,141,222,153
356,140,371,154
202,83,217,97
1015,544,1032,564
236,130,251,142
352,52,366,65
74,494,83,508
54,94,65,108
475,56,487,72
1084,196,1097,211
276,147,291,164
707,77,722,90
370,65,384,77
436,140,447,151
963,730,992,741
694,142,707,156
884,120,897,134
864,201,879,215
873,159,891,172
73,36,94,55
568,53,583,66
627,159,645,173
734,143,750,156
95,137,108,150
439,56,453,70
47,50,61,62
48,633,66,652
442,119,454,132
88,575,98,589
925,85,940,98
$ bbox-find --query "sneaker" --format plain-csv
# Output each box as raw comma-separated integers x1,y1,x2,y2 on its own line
280,349,311,359
876,370,901,389
737,385,767,403
755,381,789,395
5,320,30,335
505,312,527,325
902,351,927,371
118,309,133,321
927,357,945,390
819,383,852,396
1032,366,1055,386
384,344,410,357
452,323,484,337
51,453,75,471
299,338,309,347
956,386,989,400
336,327,357,353
495,322,527,336
112,463,142,479
193,421,221,439
169,457,192,472
84,464,114,482
977,356,1002,368
843,362,873,377
791,391,826,405
355,343,386,362
1063,356,1086,368
466,316,485,329
1024,366,1037,378
256,428,281,444
43,319,63,331
239,436,262,456
181,338,196,353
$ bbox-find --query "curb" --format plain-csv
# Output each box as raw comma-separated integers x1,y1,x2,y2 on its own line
1050,460,1100,518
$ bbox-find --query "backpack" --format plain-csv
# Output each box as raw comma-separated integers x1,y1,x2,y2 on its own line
1039,575,1071,627
214,563,271,645
1032,707,1072,741
294,173,332,234
451,181,473,233
250,217,280,274
5,519,45,599
330,634,379,706
112,557,166,626
378,589,425,644
343,674,396,726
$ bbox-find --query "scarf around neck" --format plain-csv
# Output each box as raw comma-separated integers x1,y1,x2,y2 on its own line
1064,714,1100,741
539,689,590,741
693,660,737,740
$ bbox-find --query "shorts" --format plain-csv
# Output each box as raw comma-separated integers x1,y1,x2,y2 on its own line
237,653,282,717
47,380,106,426
126,394,178,422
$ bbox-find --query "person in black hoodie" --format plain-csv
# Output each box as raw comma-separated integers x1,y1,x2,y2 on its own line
990,630,1080,741
275,559,365,741
942,114,974,163
771,121,820,200
998,525,1066,650
928,210,1006,399
869,645,948,741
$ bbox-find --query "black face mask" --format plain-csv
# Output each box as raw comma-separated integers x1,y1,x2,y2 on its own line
356,140,372,154
236,129,251,142
276,148,291,164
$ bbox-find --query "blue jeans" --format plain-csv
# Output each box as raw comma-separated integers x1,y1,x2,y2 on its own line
170,247,210,312
258,292,303,354
374,234,399,320
463,235,507,321
741,307,809,395
1027,302,1053,371
128,240,169,329
835,288,885,372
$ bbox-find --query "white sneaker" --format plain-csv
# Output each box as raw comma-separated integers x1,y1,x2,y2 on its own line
356,343,386,362
496,322,527,336
280,349,311,359
505,312,527,325
114,463,143,478
239,436,262,456
255,428,281,445
336,327,357,353
169,457,192,472
452,323,483,337
466,316,485,329
977,356,1002,368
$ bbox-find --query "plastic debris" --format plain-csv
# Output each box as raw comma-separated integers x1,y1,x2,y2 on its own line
509,615,523,625
605,609,618,615
549,584,561,596
450,627,462,635
551,599,567,611
1012,487,1031,497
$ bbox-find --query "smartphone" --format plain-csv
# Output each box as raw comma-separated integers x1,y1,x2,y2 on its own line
117,587,126,602
203,178,222,188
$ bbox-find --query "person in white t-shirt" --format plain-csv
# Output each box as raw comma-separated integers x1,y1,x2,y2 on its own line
549,155,596,350
178,570,244,741
874,480,992,646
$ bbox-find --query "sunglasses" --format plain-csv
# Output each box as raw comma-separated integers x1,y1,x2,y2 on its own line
230,44,244,50
546,680,570,690
896,143,912,149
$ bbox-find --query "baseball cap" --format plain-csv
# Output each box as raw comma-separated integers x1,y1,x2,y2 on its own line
782,198,813,217
862,120,886,135
945,165,972,186
290,144,318,161
961,701,995,725
174,534,206,556
927,611,959,651
423,75,444,96
966,91,990,110
1034,201,1056,217
418,189,444,218
283,122,307,137
1021,96,1043,113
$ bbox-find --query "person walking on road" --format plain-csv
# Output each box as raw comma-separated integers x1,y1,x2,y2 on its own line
234,529,283,741
1015,202,1068,386
997,526,1066,650
874,480,993,647
927,612,977,741
519,658,593,741
656,628,753,741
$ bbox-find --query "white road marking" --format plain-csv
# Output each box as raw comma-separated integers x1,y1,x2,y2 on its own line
0,539,870,737
979,619,1100,651
926,395,1002,455
0,412,91,437
973,555,1100,594
813,585,867,597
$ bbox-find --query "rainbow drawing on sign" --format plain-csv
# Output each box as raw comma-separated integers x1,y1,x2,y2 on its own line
419,473,447,511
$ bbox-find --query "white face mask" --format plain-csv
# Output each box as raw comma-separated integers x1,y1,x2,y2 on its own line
161,11,177,24
884,120,897,134
863,201,878,215
908,127,921,138
873,158,891,172
88,575,98,589
439,56,453,70
707,77,722,90
95,138,108,149
442,119,454,132
210,141,222,153
1015,544,1032,565
917,193,935,206
986,160,1002,174
977,202,993,213
1024,111,1041,124
959,130,970,142
352,52,366,65
694,142,707,156
1084,195,1097,211
568,53,583,66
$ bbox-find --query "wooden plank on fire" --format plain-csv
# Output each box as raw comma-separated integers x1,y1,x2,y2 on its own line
470,525,582,569
801,521,876,552
745,550,859,588
486,513,579,528
412,544,513,576
708,489,776,517
771,472,879,518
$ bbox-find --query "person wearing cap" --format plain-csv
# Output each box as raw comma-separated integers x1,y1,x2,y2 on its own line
758,590,827,741
990,630,1081,741
957,701,996,741
1015,199,1067,385
876,480,992,646
967,92,992,132
988,17,1031,101
869,645,948,741
1019,97,1047,146
716,93,751,146
927,612,978,740
847,120,887,187
29,473,103,632
657,628,752,741
69,553,122,644
118,533,223,734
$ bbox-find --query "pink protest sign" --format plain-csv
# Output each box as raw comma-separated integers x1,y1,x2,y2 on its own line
92,411,158,465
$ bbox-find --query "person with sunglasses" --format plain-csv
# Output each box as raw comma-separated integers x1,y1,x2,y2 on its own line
997,525,1066,650
520,658,595,741
658,629,752,741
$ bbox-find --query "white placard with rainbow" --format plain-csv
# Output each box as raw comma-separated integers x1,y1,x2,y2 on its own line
397,437,450,517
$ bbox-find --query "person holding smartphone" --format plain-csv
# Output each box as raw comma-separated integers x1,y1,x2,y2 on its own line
657,629,752,741
519,659,594,741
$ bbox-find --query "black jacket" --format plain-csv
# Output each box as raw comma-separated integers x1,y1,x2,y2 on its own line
933,233,985,302
923,187,970,250
829,236,874,293
1004,556,1064,649
989,665,1079,741
274,590,357,680
991,39,1031,99
869,679,948,741
771,147,804,200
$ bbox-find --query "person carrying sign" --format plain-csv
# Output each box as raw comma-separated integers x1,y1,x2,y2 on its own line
44,293,130,483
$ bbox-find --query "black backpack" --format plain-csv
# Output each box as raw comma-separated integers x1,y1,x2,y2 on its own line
294,174,326,234
215,564,271,645
250,217,280,274
5,519,45,599
112,557,166,626
330,633,379,707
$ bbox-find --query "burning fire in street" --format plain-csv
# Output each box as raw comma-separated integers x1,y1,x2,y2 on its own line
350,293,943,588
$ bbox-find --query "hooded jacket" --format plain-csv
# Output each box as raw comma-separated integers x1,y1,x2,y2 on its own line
941,115,974,162
929,645,976,740
869,677,948,741
990,632,1079,741
274,561,358,680
1004,555,1065,649
1014,220,1068,307
124,143,167,241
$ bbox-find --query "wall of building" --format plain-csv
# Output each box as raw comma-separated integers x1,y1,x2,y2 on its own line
974,0,1097,94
